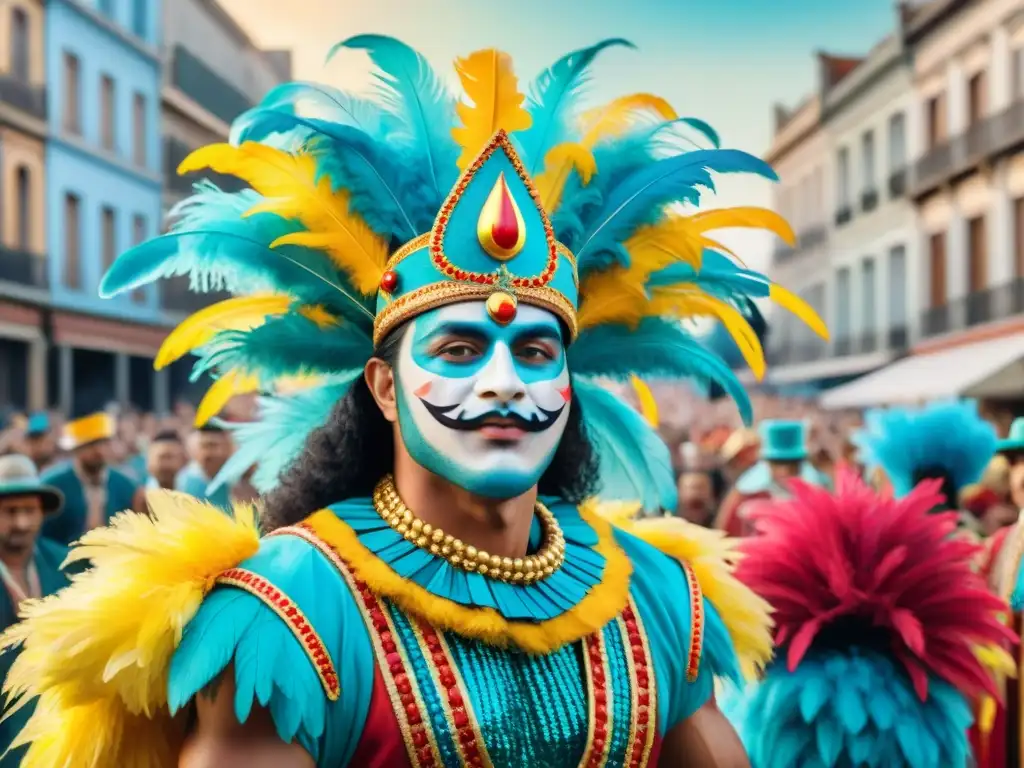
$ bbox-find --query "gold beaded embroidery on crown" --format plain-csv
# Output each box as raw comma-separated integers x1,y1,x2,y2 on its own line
372,475,566,585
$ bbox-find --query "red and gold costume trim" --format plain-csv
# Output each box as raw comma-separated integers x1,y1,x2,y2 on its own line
214,566,340,701
579,630,613,767
619,599,657,767
680,560,705,682
412,620,492,768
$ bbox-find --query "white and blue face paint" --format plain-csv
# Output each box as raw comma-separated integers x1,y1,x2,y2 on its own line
395,302,571,499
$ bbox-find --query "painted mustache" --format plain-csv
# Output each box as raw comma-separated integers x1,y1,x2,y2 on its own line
420,400,565,433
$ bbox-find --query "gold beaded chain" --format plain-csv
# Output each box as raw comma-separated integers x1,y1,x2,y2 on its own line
372,475,566,585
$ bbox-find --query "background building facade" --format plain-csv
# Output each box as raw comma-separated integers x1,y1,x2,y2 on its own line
45,0,165,416
0,0,48,411
160,0,290,404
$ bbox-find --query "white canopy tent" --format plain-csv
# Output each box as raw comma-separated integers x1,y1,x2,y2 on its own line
819,332,1024,410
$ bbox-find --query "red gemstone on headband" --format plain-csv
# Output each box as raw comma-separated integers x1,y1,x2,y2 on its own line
380,270,399,293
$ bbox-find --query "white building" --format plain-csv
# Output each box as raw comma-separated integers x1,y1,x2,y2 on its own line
823,0,1024,411
821,36,918,375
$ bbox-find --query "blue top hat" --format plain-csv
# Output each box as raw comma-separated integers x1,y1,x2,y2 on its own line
997,417,1024,455
758,420,809,463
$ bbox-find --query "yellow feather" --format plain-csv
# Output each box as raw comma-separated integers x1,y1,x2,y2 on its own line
297,304,341,328
534,142,597,214
769,283,829,341
0,494,260,767
579,93,677,148
649,290,766,380
576,266,647,328
155,294,293,370
630,376,659,428
590,502,775,679
685,206,795,246
180,142,388,295
195,370,260,427
451,49,532,170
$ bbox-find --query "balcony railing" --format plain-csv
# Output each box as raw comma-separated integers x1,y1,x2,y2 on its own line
170,45,254,126
0,247,48,289
911,98,1024,198
164,136,246,195
888,168,906,199
161,275,231,314
887,325,909,351
857,330,879,354
772,224,827,266
834,336,853,357
861,188,878,213
835,206,852,226
920,277,1024,339
0,75,46,121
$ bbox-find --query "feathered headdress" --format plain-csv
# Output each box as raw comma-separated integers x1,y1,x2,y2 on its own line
855,400,997,498
100,35,827,510
726,468,1015,768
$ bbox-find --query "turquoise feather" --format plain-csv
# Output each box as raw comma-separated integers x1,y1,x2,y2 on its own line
722,649,973,768
575,148,778,272
212,374,361,494
854,400,996,497
568,318,753,423
194,315,373,383
573,377,677,512
330,35,459,200
519,38,634,174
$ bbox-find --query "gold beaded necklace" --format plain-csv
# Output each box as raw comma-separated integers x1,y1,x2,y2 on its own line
372,475,566,585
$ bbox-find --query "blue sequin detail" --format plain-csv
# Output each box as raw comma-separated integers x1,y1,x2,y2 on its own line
330,497,606,621
603,620,633,764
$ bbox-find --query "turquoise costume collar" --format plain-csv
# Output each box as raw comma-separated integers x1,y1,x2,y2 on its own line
329,497,606,622
735,461,829,496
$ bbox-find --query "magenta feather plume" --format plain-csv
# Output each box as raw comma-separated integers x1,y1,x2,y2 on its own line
735,466,1015,702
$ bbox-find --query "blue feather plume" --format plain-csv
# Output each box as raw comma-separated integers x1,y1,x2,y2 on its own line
195,315,373,383
211,376,360,494
648,248,772,300
330,35,459,200
703,300,767,399
573,377,676,512
568,318,753,423
575,148,778,273
519,38,634,173
854,400,996,497
723,649,972,768
230,81,394,144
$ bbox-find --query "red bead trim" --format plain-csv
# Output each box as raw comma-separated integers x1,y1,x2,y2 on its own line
412,619,493,768
579,628,613,767
619,599,657,768
680,561,705,683
430,130,558,287
269,524,443,768
214,567,340,701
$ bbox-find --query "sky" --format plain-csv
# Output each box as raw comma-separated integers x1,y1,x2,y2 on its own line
219,0,900,269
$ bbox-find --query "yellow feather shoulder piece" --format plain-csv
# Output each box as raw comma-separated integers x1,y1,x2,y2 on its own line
451,49,532,170
0,492,260,768
592,501,774,679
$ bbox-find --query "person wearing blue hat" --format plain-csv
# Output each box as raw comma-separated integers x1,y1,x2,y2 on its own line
18,412,55,473
0,454,76,766
714,419,830,536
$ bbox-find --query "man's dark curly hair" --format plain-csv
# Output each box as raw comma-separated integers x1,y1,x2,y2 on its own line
261,323,600,531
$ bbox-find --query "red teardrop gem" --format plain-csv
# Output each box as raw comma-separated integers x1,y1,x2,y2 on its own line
491,179,519,250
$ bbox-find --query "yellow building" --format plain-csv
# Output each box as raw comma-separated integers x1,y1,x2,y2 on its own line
0,0,48,410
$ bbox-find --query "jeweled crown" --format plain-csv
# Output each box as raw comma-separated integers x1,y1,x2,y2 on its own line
372,131,578,345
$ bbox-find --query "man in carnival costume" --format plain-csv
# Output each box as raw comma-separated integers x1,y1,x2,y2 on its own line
1,37,826,767
854,400,998,537
721,466,1015,767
